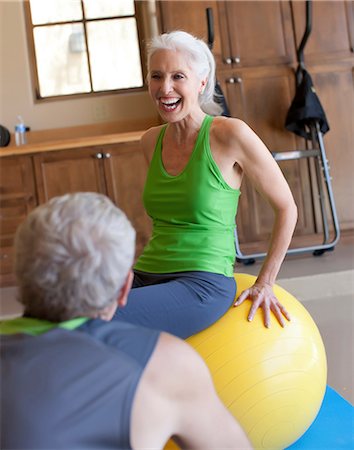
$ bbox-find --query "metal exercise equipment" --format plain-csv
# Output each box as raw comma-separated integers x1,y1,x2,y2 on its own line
234,0,340,264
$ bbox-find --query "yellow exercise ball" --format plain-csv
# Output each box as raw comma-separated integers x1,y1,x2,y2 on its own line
165,273,327,450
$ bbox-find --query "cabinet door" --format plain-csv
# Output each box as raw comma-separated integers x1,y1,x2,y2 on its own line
157,0,225,66
219,67,315,244
0,156,37,286
222,0,295,67
292,0,354,64
309,65,354,231
103,143,152,259
33,148,106,203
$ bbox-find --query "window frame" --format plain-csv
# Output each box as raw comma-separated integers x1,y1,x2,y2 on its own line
23,0,149,102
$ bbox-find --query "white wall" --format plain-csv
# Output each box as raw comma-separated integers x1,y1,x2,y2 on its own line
0,0,157,132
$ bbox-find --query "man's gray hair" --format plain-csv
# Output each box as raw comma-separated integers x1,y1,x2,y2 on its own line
14,192,136,321
147,30,223,116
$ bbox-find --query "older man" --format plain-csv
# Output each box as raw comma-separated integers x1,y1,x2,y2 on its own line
0,192,251,450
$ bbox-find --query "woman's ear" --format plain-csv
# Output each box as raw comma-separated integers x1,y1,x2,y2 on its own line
199,79,207,94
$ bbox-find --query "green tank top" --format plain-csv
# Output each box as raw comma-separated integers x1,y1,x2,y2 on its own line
134,115,240,277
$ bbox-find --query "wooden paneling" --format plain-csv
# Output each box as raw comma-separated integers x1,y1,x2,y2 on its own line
310,65,354,231
221,68,297,151
157,1,224,66
292,0,354,63
104,143,152,257
33,142,152,258
0,156,37,245
0,156,37,285
0,139,153,285
33,148,106,203
223,0,295,67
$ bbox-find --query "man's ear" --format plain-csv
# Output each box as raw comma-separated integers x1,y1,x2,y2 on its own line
97,270,134,321
117,269,134,308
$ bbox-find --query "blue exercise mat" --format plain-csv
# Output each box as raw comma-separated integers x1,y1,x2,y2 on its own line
287,386,354,449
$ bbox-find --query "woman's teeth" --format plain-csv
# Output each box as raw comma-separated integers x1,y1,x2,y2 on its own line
160,98,181,110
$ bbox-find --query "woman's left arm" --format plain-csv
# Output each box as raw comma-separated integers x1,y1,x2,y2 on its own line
228,120,298,327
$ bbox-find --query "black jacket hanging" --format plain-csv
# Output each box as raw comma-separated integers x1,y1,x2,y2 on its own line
285,68,329,139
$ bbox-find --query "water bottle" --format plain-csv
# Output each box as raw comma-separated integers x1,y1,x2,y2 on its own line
15,116,27,146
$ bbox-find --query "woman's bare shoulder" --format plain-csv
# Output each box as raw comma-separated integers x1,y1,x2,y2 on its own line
212,116,253,146
211,117,257,163
142,125,164,141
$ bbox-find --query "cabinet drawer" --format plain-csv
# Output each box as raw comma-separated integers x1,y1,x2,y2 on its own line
0,196,34,244
0,246,15,287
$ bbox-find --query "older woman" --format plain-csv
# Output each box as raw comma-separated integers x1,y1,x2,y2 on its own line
114,30,297,338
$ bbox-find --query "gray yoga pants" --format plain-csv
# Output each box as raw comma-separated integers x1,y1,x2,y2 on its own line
113,270,236,339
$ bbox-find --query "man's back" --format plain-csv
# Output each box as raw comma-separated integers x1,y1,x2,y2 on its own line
1,318,160,450
2,192,252,450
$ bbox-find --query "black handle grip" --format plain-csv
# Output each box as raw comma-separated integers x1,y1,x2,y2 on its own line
297,0,312,66
206,8,214,50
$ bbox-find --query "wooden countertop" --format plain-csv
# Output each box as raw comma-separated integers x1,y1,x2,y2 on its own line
0,130,145,158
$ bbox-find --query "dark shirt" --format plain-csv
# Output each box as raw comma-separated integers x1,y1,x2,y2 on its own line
1,318,160,449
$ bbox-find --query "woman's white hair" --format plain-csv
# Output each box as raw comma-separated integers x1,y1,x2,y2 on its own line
14,192,136,322
147,30,223,116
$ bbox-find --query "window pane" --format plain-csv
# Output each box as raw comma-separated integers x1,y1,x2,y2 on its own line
87,18,143,91
33,24,91,97
30,0,82,25
83,0,135,19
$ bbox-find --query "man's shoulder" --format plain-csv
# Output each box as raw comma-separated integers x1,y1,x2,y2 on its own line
143,332,209,395
130,331,217,448
78,319,161,367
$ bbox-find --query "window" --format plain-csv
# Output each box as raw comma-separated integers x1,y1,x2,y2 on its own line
25,0,147,100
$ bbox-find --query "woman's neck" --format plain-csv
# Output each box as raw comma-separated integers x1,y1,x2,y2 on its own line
166,112,206,146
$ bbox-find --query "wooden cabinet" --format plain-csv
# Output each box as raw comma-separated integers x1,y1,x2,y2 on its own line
0,139,152,286
157,1,224,66
103,143,152,254
0,156,37,285
219,67,295,147
159,0,354,69
292,0,354,64
309,64,354,232
219,0,295,68
157,0,295,68
33,147,106,202
157,0,354,247
33,143,151,260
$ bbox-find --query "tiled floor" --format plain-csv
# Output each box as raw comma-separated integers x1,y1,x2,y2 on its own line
1,233,353,405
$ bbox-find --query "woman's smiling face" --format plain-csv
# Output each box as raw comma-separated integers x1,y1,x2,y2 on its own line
148,49,205,122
